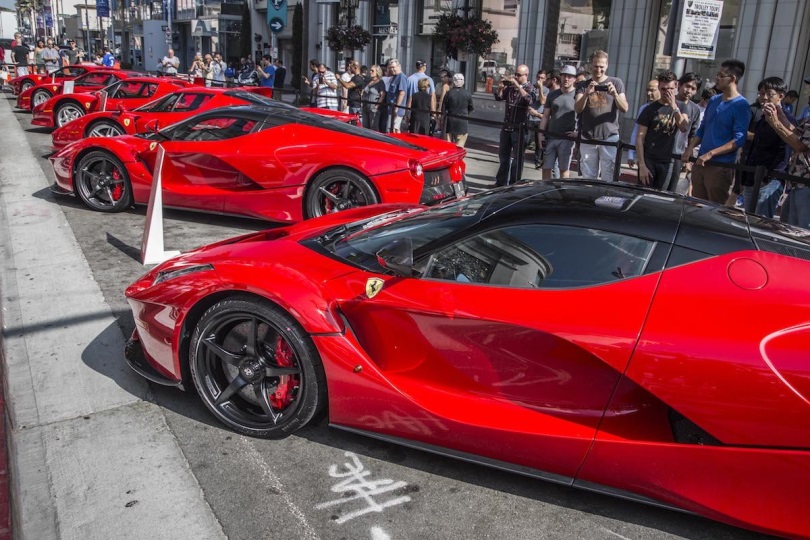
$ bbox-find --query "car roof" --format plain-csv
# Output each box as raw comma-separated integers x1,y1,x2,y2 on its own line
471,180,754,250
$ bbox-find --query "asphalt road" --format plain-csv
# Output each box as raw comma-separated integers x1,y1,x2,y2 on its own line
3,91,770,540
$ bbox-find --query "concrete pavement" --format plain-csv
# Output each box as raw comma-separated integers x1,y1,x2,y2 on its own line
0,92,225,539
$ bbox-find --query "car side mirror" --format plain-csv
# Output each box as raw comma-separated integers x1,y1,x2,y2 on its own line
117,102,126,112
376,237,414,277
145,119,159,132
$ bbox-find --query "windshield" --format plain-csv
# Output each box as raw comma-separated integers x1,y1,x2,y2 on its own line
306,192,497,272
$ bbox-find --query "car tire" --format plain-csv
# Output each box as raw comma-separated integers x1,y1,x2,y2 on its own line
74,150,133,212
31,89,51,107
86,120,125,138
20,81,35,93
56,101,85,127
189,297,326,438
305,168,379,219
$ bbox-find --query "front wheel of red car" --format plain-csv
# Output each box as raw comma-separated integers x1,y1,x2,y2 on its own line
20,81,35,93
305,168,379,219
189,297,326,439
75,151,133,212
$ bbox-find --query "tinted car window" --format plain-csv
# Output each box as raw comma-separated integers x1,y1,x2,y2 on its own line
170,115,258,141
424,225,655,289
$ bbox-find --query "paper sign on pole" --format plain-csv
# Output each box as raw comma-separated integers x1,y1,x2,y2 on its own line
677,0,724,60
141,145,180,265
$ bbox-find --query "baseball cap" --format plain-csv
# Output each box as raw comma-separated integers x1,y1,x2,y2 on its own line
560,65,577,77
415,60,427,68
453,73,465,87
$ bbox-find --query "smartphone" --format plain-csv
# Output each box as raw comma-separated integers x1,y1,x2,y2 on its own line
594,84,610,92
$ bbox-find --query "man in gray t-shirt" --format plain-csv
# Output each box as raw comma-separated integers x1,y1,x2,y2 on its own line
539,65,578,178
574,50,629,182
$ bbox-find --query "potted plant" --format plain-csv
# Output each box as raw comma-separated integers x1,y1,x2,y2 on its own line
325,24,373,53
432,12,499,61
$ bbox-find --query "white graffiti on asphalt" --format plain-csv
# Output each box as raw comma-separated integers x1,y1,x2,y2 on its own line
315,451,411,524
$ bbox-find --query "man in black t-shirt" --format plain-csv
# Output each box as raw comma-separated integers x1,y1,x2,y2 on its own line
338,60,366,115
635,70,690,190
11,36,31,76
272,59,286,101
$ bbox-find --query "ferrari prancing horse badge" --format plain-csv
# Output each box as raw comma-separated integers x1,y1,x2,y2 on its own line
365,278,384,298
124,118,131,126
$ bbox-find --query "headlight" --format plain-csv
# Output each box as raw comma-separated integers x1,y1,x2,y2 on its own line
152,264,214,285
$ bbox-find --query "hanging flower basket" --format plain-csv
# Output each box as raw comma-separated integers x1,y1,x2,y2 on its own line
326,24,372,52
432,13,499,61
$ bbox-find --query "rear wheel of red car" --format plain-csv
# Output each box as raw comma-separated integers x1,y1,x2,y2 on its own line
305,168,379,219
86,120,125,138
189,297,326,438
56,101,84,127
75,151,133,212
31,89,51,108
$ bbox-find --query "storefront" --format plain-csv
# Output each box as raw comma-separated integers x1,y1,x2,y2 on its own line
305,0,810,134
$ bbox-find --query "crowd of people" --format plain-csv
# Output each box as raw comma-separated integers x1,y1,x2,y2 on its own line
304,57,475,149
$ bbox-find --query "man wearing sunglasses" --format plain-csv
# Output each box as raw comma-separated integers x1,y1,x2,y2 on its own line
682,59,751,204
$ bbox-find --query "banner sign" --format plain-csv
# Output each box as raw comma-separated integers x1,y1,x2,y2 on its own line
267,0,287,29
677,0,724,59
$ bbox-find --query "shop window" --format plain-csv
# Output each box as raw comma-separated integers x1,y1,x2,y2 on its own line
475,0,521,93
549,0,612,70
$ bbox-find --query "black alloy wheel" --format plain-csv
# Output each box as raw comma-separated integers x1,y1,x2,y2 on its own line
305,168,379,219
74,150,133,212
189,297,326,438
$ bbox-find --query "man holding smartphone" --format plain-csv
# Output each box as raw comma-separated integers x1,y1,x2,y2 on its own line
493,65,537,186
574,50,628,182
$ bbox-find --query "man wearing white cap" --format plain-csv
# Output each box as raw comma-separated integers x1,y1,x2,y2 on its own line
441,73,474,147
539,65,578,178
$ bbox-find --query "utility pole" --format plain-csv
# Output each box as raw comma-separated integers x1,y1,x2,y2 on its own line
84,2,90,54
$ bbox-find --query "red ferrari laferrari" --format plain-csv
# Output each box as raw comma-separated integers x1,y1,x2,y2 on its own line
9,63,102,95
125,181,810,539
50,104,466,221
51,87,356,148
32,76,193,128
17,68,139,110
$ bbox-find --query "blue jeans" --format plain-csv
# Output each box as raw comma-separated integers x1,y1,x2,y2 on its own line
742,180,784,219
781,186,810,229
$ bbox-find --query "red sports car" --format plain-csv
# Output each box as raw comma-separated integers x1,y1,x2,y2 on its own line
16,69,139,111
51,87,357,148
50,104,466,221
9,63,102,95
124,181,810,539
32,76,193,129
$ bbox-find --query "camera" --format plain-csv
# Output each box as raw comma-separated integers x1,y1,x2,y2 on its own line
594,84,610,92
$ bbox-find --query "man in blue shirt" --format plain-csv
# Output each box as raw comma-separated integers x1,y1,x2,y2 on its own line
258,55,275,90
101,47,115,68
682,59,752,204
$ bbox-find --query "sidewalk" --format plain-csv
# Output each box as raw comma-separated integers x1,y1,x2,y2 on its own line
0,92,226,539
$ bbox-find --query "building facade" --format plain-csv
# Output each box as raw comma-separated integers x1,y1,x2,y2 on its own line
270,0,810,136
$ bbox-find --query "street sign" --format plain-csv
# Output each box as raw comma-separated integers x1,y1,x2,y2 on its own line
269,18,283,33
267,0,287,28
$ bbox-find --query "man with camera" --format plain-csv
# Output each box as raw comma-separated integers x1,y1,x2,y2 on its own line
493,64,538,186
574,50,628,181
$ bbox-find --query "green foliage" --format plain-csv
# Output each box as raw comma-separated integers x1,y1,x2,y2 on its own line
291,2,303,91
432,13,499,61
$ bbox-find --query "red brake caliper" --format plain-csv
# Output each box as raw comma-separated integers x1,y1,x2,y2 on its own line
111,168,123,200
269,336,297,409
